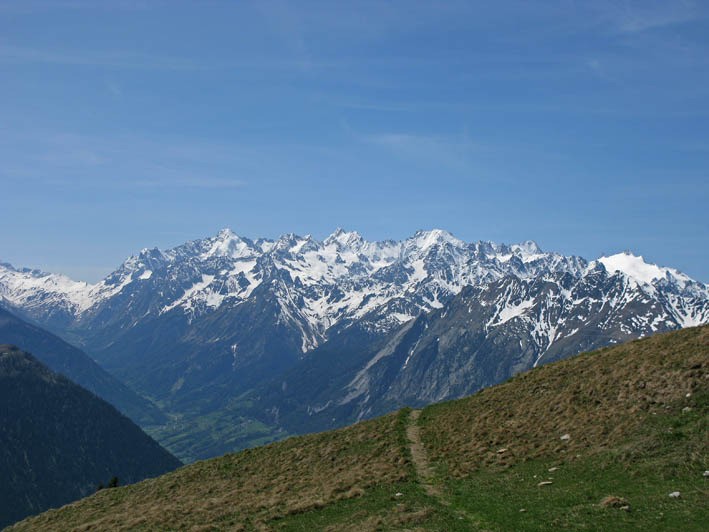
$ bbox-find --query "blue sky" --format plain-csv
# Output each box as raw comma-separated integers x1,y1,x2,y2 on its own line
1,0,708,282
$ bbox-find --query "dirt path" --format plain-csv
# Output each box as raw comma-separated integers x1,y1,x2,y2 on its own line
407,409,481,527
406,409,443,499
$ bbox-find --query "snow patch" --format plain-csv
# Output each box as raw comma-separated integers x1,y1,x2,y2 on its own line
161,275,216,313
495,298,535,325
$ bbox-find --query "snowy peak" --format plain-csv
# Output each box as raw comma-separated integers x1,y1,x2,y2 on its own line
217,227,236,239
0,262,96,319
323,228,365,250
273,233,319,255
511,240,542,255
203,228,256,259
410,229,464,250
597,252,690,286
123,247,165,272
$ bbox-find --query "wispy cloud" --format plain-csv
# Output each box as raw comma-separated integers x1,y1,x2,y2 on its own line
0,0,159,13
105,80,124,98
600,0,702,33
0,45,205,70
135,176,246,189
362,131,483,172
0,44,336,72
675,140,709,152
0,130,250,190
254,0,313,72
584,57,623,84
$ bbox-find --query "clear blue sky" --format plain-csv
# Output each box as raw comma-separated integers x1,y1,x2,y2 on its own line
1,1,707,282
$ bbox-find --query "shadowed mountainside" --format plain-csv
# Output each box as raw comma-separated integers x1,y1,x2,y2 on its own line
0,346,181,529
0,306,165,425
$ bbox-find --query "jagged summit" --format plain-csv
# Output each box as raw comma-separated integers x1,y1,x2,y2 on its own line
511,239,542,255
407,229,465,253
216,227,237,239
202,228,254,259
323,228,365,251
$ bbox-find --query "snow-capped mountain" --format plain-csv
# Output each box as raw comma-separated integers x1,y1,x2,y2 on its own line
1,228,707,460
1,228,705,345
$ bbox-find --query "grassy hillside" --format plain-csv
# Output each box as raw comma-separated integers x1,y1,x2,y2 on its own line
8,326,707,531
418,324,708,530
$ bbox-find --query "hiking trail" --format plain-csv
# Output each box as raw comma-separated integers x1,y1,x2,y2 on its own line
406,409,480,527
406,409,443,499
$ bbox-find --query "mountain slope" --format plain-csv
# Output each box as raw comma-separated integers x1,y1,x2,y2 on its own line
10,326,707,531
0,306,165,425
0,346,182,528
250,267,706,434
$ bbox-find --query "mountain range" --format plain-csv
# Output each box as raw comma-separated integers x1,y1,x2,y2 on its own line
1,228,707,460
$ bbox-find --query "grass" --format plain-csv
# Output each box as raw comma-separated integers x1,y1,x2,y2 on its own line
267,481,462,531
419,325,707,476
434,392,707,531
10,410,413,530
443,454,707,532
8,326,708,531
